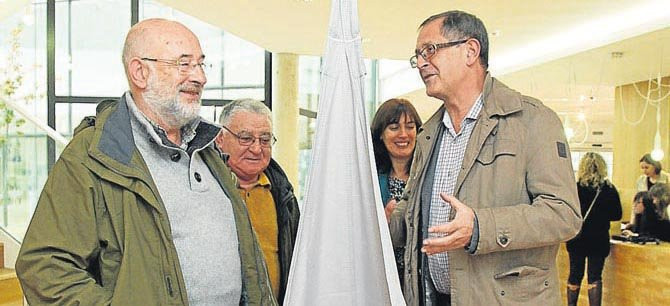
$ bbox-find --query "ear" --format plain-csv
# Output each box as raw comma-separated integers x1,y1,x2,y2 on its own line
464,39,481,66
215,130,226,151
128,58,149,89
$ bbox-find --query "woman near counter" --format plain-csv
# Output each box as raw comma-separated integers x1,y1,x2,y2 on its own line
566,152,622,306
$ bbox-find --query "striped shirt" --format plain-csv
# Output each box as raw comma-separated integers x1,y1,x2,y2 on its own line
428,94,483,294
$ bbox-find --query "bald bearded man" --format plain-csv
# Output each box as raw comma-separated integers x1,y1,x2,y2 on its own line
16,19,276,305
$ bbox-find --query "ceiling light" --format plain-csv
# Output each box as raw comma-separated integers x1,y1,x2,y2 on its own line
652,105,665,161
577,112,586,121
564,127,574,141
490,0,670,75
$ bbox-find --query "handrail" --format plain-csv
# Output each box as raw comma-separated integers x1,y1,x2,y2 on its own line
4,99,69,146
0,223,21,245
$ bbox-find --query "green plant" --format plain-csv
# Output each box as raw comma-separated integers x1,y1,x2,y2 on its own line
0,22,29,146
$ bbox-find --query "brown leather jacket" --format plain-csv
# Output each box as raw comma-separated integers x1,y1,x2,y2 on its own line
390,74,582,306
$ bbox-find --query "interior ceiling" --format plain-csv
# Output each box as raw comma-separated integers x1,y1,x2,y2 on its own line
159,0,670,148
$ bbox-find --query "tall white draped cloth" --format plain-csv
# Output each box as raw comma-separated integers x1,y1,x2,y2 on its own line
283,0,405,305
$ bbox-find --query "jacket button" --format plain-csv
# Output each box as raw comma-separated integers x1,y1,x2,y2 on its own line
497,234,510,247
194,172,202,182
426,135,431,140
170,152,181,162
544,280,549,286
500,290,505,296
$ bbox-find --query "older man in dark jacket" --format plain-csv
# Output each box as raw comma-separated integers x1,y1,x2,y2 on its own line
216,99,300,304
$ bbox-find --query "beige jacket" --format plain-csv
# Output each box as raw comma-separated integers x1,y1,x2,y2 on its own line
390,75,582,306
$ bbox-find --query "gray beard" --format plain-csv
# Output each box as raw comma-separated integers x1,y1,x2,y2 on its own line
142,79,201,130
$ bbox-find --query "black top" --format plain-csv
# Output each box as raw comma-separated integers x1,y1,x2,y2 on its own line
566,182,622,256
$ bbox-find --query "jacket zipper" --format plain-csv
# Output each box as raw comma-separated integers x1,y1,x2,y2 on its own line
166,276,174,297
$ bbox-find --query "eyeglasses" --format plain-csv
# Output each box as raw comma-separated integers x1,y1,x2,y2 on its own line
409,39,469,68
141,57,212,74
222,125,276,148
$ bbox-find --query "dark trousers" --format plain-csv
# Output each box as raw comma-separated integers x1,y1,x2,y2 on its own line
567,251,606,284
435,292,451,306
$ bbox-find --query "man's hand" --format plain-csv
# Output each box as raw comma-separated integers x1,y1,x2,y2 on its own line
421,193,475,255
385,199,397,223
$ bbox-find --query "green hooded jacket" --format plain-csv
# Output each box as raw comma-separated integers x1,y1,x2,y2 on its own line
16,96,277,305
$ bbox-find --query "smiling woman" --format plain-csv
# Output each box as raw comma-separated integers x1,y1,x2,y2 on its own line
371,98,422,207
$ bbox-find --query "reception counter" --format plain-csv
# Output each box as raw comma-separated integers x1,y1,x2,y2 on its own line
557,240,670,305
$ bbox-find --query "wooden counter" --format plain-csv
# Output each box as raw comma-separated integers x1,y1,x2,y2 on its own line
557,240,670,305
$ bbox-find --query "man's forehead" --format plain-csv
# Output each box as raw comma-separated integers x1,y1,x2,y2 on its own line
151,29,204,57
230,112,271,129
416,22,444,47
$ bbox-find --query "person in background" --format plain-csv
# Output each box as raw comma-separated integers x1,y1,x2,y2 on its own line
371,97,422,287
629,184,670,241
566,152,622,306
630,154,670,227
648,182,670,221
215,98,300,304
630,191,651,234
371,98,423,210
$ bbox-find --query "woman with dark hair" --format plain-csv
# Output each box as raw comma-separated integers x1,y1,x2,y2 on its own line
371,98,422,208
634,183,670,241
566,152,622,306
371,97,422,289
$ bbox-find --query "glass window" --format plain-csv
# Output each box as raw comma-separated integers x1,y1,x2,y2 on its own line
55,0,131,96
141,0,265,101
571,150,614,180
0,1,48,240
296,55,378,202
297,115,316,203
55,102,97,137
378,59,422,101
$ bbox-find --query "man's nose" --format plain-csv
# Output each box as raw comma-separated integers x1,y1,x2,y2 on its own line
416,54,430,69
189,65,207,85
247,140,263,153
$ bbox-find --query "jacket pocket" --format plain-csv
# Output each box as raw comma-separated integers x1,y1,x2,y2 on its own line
475,139,517,165
493,265,551,303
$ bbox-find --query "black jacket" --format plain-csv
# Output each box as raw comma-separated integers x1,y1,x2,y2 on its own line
567,182,622,257
636,199,670,241
263,158,301,304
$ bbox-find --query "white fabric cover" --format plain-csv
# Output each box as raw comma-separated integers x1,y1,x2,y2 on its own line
283,0,405,305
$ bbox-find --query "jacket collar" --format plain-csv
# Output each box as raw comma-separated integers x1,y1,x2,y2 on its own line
84,95,221,212
480,73,523,118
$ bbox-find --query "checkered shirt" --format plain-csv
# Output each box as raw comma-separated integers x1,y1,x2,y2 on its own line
428,94,483,294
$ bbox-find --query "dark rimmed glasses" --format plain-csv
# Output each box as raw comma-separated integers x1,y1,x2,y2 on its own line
140,57,212,74
409,39,469,68
222,125,276,148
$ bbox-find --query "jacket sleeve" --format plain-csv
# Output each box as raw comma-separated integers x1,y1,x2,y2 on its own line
15,151,112,305
389,198,408,249
607,184,623,221
472,105,582,254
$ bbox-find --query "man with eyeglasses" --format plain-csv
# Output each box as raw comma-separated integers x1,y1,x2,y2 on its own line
215,99,300,305
16,19,276,305
387,10,582,305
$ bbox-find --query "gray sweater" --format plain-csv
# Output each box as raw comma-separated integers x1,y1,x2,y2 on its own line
126,92,242,305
